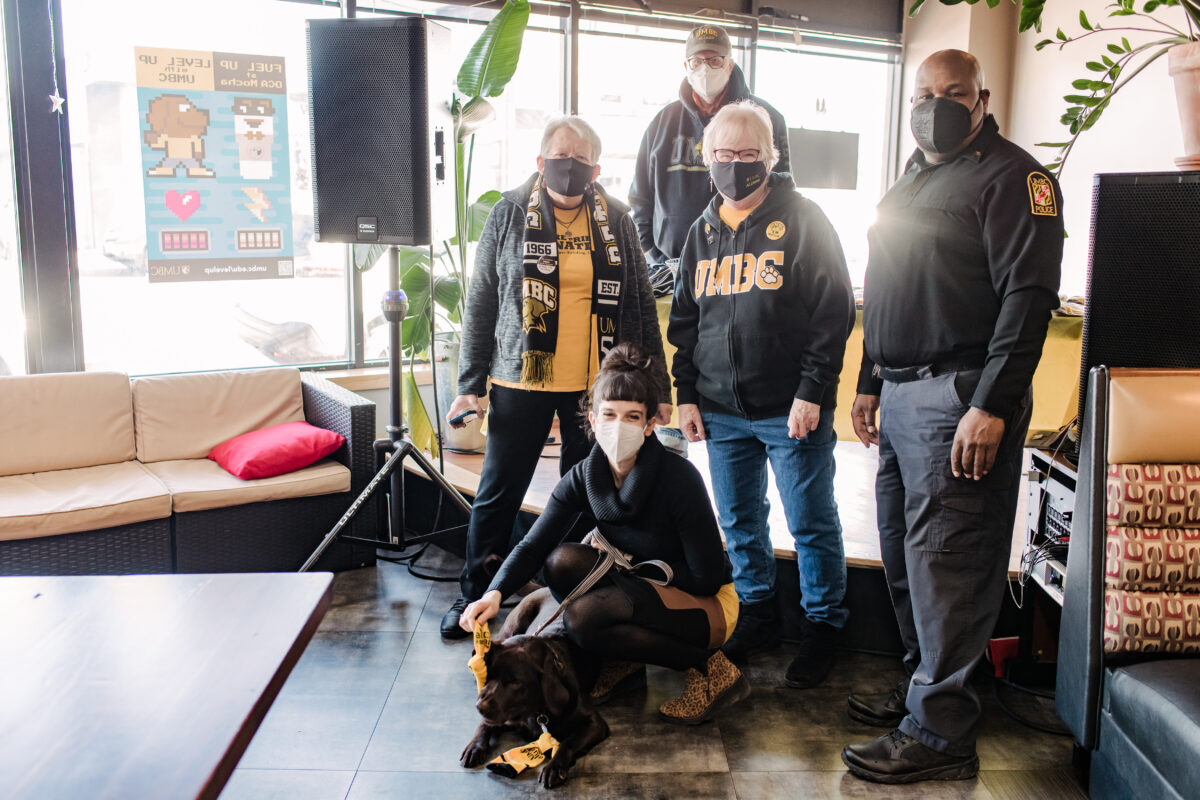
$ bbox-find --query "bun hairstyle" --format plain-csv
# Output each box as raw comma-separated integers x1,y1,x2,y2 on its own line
584,343,661,433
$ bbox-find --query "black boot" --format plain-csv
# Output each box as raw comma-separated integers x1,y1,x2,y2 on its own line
440,596,471,640
847,677,909,727
784,615,839,689
721,599,781,663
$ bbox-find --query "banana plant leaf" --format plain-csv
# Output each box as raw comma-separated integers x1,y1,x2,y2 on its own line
450,190,503,245
404,371,438,457
352,243,429,273
456,0,530,98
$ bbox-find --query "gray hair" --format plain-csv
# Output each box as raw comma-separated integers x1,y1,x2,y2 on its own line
701,101,779,170
540,116,603,163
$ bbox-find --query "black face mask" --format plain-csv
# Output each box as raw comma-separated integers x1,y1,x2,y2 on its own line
910,96,981,155
710,160,767,201
542,157,593,197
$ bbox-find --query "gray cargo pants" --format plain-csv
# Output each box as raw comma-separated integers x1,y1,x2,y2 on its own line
876,367,1031,756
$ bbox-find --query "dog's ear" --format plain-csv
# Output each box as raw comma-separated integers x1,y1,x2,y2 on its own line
537,641,572,717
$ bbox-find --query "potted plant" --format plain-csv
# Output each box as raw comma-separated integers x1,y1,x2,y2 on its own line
356,0,530,454
908,0,1200,175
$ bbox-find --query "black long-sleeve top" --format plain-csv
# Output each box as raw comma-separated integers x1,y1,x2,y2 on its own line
488,435,732,599
856,115,1063,417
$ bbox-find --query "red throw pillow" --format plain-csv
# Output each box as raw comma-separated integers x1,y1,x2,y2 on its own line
208,421,345,480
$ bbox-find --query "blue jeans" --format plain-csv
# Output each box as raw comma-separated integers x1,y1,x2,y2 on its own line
702,408,848,628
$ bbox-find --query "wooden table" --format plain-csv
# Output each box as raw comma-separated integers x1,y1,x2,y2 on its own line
0,572,333,800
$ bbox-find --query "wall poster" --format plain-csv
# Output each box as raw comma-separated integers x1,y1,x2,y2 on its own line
135,47,293,283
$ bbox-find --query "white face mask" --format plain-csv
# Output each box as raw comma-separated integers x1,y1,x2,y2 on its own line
594,419,648,465
687,64,730,103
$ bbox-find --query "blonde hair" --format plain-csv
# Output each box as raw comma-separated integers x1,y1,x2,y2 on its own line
701,100,779,170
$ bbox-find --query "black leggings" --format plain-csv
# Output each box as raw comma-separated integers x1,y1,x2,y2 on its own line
543,543,715,671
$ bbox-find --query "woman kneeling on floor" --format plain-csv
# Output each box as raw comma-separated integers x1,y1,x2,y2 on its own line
459,343,748,724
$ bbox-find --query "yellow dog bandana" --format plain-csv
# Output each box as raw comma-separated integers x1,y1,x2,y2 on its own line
465,620,561,778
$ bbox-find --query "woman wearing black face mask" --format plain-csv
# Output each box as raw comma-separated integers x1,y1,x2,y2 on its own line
440,116,671,641
667,100,856,689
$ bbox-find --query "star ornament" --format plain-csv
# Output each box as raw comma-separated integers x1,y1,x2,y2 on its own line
49,91,64,114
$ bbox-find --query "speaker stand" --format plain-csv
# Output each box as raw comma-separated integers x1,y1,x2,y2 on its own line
300,246,472,572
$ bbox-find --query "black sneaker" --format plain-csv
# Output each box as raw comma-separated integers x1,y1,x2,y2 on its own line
783,617,838,689
440,596,471,640
847,677,909,727
721,600,780,663
841,729,979,784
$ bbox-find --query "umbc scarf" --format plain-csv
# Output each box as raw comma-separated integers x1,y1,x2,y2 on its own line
519,174,623,386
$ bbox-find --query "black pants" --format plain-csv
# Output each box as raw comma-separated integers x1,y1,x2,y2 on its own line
459,384,591,600
876,368,1032,756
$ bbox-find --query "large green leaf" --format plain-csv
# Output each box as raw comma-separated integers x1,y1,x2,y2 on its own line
450,190,503,245
456,0,530,99
353,243,428,273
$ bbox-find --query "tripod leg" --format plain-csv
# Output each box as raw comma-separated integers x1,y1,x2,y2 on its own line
299,444,409,573
405,446,473,514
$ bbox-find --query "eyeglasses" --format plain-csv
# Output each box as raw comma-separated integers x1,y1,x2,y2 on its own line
686,56,727,70
712,148,761,163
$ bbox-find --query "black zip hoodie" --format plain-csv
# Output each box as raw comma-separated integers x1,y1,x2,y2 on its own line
629,66,790,265
667,173,855,419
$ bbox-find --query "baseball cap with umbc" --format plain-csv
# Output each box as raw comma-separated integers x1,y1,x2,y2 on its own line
685,25,731,58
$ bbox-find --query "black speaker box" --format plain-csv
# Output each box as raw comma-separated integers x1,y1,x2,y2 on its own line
306,18,451,245
1076,171,1200,446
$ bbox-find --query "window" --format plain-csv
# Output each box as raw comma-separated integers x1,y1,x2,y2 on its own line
61,0,346,374
754,43,897,286
0,8,23,375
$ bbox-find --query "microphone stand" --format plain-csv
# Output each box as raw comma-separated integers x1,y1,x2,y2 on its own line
300,244,472,572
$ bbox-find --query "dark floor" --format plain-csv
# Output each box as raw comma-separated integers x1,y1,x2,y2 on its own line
219,548,1088,800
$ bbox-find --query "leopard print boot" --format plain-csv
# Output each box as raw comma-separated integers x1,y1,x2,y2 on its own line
658,651,751,725
590,660,647,705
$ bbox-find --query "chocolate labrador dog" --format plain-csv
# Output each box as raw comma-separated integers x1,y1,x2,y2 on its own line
460,588,608,788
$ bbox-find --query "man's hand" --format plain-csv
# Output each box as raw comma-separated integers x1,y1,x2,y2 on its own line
678,403,705,442
787,398,821,440
851,394,880,448
447,394,484,428
655,403,673,426
952,407,1006,480
459,590,502,633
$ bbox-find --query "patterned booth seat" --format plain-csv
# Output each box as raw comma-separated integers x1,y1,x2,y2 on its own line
1058,368,1200,800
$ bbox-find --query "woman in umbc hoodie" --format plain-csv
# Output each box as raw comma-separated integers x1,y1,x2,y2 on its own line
667,100,856,690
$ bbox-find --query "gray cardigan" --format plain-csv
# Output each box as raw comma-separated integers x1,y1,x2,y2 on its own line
457,174,671,402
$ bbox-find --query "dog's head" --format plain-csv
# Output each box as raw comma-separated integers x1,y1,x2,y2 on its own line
476,635,574,727
145,94,209,138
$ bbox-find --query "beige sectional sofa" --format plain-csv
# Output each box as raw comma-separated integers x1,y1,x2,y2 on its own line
0,367,377,575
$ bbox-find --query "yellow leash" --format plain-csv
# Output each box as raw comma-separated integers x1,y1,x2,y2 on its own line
466,620,560,778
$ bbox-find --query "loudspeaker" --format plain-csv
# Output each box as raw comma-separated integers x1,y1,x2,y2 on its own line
306,18,451,245
1075,171,1200,451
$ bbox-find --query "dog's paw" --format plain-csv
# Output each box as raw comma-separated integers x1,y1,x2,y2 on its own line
460,739,491,768
539,758,569,789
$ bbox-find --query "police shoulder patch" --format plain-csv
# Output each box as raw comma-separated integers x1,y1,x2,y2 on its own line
765,220,786,240
1027,172,1057,217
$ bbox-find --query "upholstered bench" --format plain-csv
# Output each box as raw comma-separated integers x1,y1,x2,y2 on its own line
1058,367,1200,800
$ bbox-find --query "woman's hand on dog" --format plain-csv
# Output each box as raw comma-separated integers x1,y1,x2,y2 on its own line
460,590,502,632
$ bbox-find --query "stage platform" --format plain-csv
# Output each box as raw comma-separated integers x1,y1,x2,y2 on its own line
407,436,1028,579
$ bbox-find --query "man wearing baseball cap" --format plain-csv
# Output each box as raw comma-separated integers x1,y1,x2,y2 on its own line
630,24,790,277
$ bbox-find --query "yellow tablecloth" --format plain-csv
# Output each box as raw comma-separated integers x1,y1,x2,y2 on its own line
655,298,1082,442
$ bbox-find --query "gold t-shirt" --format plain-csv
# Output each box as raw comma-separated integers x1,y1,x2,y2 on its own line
718,200,759,232
493,203,597,392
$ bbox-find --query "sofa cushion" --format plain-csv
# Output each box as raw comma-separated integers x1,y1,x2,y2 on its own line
0,371,134,477
1104,659,1200,796
132,368,305,463
142,457,350,513
1107,464,1200,529
1104,589,1200,655
209,421,345,480
0,462,171,541
1106,527,1200,592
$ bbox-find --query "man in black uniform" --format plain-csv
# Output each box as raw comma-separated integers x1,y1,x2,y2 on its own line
629,24,789,273
840,49,1063,784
